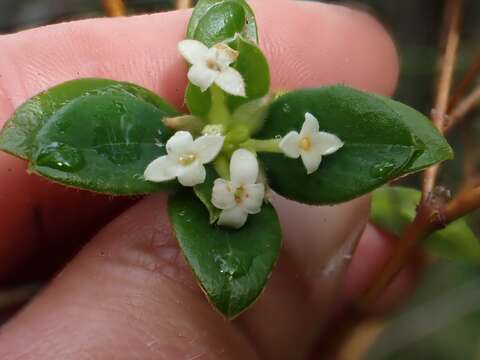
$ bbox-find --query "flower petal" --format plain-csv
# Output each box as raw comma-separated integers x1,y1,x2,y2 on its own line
177,163,206,187
212,179,236,210
311,132,344,155
230,149,259,185
144,155,179,182
279,131,301,158
241,183,265,214
166,131,194,157
194,135,225,164
300,112,320,137
218,206,248,229
188,64,218,92
210,43,239,67
300,150,323,175
215,67,246,97
178,39,209,65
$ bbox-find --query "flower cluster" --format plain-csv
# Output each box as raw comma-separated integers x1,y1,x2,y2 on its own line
144,39,343,229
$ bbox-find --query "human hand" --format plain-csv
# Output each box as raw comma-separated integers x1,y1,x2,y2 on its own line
0,2,415,359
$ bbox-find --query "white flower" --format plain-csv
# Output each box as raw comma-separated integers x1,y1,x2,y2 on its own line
144,131,224,187
212,149,265,229
178,39,246,97
279,112,344,174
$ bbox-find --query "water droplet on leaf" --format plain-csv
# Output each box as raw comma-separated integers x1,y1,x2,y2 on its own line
35,142,84,172
370,161,395,178
282,104,291,113
214,253,249,279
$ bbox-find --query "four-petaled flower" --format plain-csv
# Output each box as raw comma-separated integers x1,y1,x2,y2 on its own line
144,131,224,187
279,112,344,174
212,149,265,229
178,39,246,97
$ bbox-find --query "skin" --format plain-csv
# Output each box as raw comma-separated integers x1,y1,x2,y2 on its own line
0,1,417,359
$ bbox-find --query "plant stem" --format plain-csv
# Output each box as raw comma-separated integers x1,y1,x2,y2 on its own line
448,51,480,111
176,0,192,9
102,0,126,16
445,186,480,220
359,0,464,310
444,85,480,133
208,86,231,127
240,139,282,153
358,204,436,309
422,0,462,196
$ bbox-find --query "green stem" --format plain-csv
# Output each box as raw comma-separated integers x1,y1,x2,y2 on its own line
240,139,282,153
208,85,231,127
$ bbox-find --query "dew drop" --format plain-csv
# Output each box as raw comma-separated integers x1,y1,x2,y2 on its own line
370,161,395,178
214,253,249,279
35,142,85,172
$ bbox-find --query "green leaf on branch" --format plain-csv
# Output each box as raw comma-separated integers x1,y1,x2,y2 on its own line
257,85,452,204
168,192,281,318
0,78,180,195
371,186,480,264
187,0,258,46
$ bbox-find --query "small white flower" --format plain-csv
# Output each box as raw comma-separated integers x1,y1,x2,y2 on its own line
279,112,344,174
212,149,265,229
178,39,246,97
145,131,224,187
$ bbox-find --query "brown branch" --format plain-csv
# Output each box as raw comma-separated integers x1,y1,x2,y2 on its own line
176,0,192,9
449,51,480,111
422,0,462,196
358,204,437,309
102,0,127,17
359,0,463,311
445,186,480,220
444,85,480,133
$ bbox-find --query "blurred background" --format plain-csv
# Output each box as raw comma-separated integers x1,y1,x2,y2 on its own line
1,0,479,359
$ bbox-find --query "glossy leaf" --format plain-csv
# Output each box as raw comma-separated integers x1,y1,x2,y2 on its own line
194,165,221,223
225,34,270,111
187,0,258,46
257,85,452,204
185,83,211,117
168,192,281,318
0,79,180,195
257,87,416,204
371,186,480,264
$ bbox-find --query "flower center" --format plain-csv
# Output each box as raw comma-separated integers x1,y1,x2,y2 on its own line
206,59,222,72
234,186,245,204
299,137,312,151
178,153,197,166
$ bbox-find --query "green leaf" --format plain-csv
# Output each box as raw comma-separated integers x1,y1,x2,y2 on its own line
371,186,480,264
225,35,270,111
257,85,452,204
0,78,180,195
185,83,211,117
194,165,221,223
168,191,281,318
231,93,274,135
187,0,258,46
